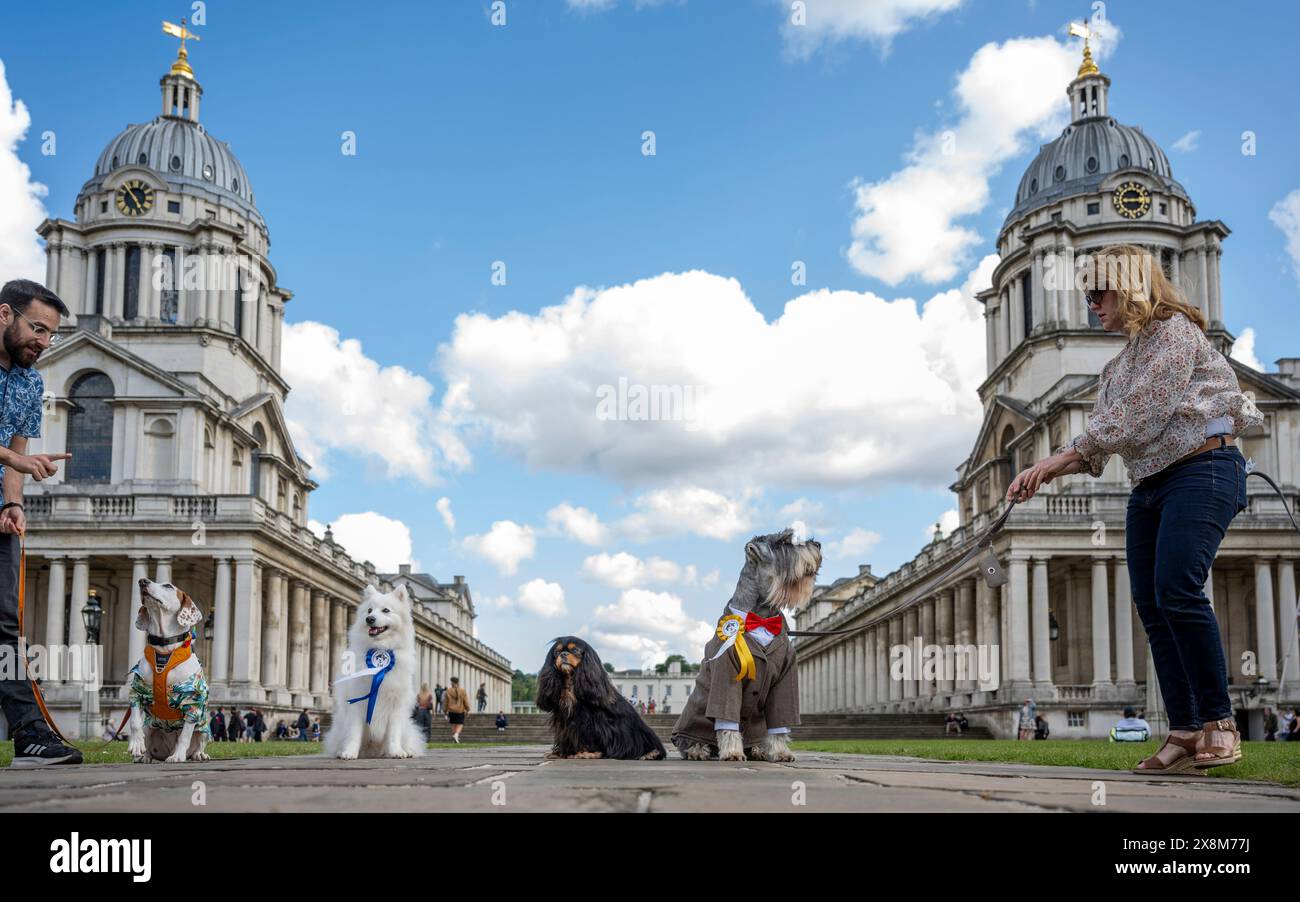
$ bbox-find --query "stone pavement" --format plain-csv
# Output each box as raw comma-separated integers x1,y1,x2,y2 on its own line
1,745,1297,812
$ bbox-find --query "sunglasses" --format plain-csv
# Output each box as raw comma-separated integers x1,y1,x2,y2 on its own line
1084,290,1105,308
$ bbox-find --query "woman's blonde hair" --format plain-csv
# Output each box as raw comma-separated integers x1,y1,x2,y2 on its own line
1090,244,1206,338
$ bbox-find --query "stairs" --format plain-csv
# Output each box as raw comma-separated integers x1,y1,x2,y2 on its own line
433,712,993,743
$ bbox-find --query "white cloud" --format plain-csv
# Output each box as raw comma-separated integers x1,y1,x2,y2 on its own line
846,21,1121,285
436,497,455,532
516,578,567,618
309,511,419,572
594,588,715,650
581,551,701,588
1268,189,1300,289
588,631,674,671
779,0,964,58
1230,327,1265,372
618,486,757,541
438,261,996,494
282,321,470,486
827,526,883,560
924,508,961,540
545,502,609,545
463,520,536,575
1171,129,1200,153
0,59,49,283
701,569,721,588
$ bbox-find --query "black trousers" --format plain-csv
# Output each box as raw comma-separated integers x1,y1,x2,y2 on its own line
0,533,43,735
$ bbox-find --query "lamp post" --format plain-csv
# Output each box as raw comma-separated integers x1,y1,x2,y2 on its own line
78,591,103,741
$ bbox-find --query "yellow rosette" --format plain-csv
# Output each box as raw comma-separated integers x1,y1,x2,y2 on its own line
710,613,756,682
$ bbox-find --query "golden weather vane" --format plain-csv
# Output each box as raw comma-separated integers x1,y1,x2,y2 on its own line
162,17,201,78
1069,19,1100,77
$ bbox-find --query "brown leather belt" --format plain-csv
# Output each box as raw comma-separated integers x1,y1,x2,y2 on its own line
1175,433,1234,464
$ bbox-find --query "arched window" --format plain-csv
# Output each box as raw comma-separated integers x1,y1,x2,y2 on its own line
293,492,301,523
144,416,176,480
66,373,115,482
232,446,244,494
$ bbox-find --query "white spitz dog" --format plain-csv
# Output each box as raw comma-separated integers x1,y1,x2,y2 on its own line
325,584,425,759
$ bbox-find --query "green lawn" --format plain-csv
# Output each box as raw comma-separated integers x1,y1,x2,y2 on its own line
790,739,1300,787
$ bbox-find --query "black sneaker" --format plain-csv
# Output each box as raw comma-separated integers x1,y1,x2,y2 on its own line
10,726,83,767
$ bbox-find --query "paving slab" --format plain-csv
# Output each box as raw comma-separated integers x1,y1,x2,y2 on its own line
1,746,1296,813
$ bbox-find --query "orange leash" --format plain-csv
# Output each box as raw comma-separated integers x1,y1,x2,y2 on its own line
15,531,131,752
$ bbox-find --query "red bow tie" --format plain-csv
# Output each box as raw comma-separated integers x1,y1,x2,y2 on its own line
745,612,783,635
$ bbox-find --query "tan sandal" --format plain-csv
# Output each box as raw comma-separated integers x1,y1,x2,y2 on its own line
1194,718,1242,769
1132,731,1200,775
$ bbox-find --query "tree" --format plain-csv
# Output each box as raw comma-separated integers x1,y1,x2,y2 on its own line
511,669,538,703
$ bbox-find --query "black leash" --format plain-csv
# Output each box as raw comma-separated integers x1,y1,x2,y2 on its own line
789,463,1300,643
788,498,1019,639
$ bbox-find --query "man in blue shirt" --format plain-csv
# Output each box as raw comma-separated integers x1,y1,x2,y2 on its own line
0,279,76,766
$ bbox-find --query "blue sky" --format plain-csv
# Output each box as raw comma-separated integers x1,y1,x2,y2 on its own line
3,0,1299,674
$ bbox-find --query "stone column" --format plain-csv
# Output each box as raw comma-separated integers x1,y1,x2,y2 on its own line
1210,247,1223,325
288,581,309,694
1091,556,1114,693
862,629,875,708
1279,559,1299,689
1255,559,1278,683
126,558,149,677
1113,557,1135,690
67,557,89,648
1009,555,1031,687
1197,246,1210,321
888,617,903,703
874,625,888,704
134,242,150,322
211,557,232,684
230,556,259,687
144,242,162,321
111,242,127,319
920,597,936,699
310,589,329,696
957,580,975,692
260,568,283,689
82,248,97,317
44,557,67,662
1031,557,1052,686
936,589,954,695
1031,249,1044,332
844,638,855,710
902,608,918,701
330,598,347,687
204,244,221,326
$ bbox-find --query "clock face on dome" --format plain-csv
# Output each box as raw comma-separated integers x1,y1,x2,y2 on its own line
1112,181,1151,219
115,179,155,216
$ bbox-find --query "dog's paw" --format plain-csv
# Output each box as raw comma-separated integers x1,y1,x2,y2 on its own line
164,753,186,764
128,743,146,760
763,734,796,762
717,730,745,762
746,745,768,761
337,748,360,760
682,743,714,761
192,751,210,762
573,750,604,759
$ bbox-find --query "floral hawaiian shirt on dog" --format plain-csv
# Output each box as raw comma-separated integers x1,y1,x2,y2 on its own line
129,659,211,733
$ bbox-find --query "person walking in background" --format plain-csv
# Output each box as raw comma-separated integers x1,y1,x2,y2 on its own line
210,707,225,742
229,706,242,743
476,682,488,713
416,683,434,742
296,708,310,742
443,676,469,743
434,683,445,715
1034,714,1050,740
1264,707,1278,741
1017,698,1037,740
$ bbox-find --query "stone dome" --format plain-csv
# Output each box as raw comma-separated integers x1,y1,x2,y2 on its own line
1004,116,1189,229
90,116,262,223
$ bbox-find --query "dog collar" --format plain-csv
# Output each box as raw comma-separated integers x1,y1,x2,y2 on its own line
148,630,193,647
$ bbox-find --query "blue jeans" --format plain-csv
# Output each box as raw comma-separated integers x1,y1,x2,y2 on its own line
1126,444,1246,732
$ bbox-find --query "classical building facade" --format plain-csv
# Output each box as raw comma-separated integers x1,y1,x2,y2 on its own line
9,43,511,737
796,41,1300,738
611,660,696,715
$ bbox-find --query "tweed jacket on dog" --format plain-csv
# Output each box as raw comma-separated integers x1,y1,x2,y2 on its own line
671,625,800,748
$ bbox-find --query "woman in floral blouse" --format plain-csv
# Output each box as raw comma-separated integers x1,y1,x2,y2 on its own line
1008,244,1261,775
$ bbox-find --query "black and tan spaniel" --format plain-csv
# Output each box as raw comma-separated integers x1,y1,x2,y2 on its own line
536,637,666,760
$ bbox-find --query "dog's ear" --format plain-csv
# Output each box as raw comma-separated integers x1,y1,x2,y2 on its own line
745,539,772,566
135,605,151,632
535,642,562,712
393,584,411,606
572,643,616,708
177,591,203,628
